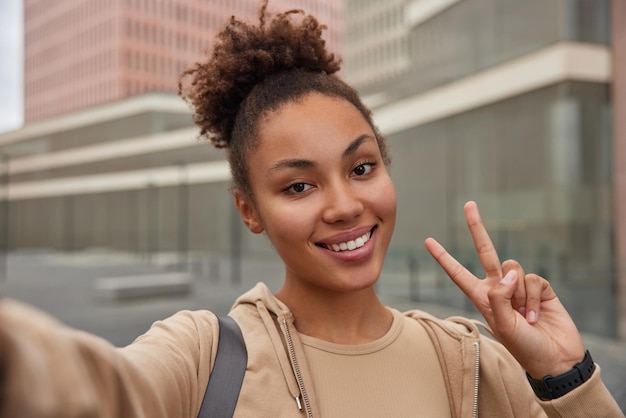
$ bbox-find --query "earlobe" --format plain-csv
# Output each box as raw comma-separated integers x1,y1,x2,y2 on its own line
234,193,264,234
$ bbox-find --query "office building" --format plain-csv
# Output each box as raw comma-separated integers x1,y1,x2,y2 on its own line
344,0,624,338
7,0,625,339
1,0,344,289
24,0,343,122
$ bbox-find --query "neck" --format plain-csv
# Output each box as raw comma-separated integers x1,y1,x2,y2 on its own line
274,282,393,344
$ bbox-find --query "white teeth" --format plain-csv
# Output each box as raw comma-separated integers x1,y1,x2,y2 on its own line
325,231,372,252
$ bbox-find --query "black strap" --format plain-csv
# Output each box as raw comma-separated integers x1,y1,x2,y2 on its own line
197,316,247,418
527,350,595,400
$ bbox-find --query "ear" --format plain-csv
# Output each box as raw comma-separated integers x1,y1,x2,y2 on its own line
234,192,264,234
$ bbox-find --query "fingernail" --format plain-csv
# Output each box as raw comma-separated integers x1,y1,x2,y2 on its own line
528,310,537,323
501,270,516,284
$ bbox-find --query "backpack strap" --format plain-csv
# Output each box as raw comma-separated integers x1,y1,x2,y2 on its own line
197,315,247,418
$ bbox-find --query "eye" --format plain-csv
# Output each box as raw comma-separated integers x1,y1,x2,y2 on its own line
352,162,375,176
285,182,312,194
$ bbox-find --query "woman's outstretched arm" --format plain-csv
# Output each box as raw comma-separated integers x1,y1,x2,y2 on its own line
0,298,217,418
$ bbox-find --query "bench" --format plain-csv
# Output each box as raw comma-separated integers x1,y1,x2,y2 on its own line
95,272,192,300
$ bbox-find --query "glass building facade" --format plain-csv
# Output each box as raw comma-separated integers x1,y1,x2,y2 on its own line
1,0,622,339
345,0,617,337
381,81,613,335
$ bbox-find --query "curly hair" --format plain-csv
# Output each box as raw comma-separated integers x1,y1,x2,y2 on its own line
179,0,389,199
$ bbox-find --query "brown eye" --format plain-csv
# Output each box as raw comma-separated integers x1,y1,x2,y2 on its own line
352,162,375,177
292,183,306,193
285,182,312,194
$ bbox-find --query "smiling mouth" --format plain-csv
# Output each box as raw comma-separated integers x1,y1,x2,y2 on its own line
318,227,376,252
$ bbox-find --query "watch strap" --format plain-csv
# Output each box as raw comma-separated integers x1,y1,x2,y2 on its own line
526,350,595,400
526,350,596,400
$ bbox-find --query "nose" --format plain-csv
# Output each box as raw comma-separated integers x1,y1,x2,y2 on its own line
321,181,364,224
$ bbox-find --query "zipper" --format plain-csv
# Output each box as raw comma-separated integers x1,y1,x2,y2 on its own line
282,318,313,418
472,341,480,418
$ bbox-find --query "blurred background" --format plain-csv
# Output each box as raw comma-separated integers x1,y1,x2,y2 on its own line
0,0,625,409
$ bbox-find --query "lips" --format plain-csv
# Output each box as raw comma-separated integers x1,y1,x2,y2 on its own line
318,227,376,252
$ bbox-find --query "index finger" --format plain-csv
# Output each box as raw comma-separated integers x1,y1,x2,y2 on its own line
424,237,477,297
464,201,502,280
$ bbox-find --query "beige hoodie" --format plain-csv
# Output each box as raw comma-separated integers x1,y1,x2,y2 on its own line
0,282,622,417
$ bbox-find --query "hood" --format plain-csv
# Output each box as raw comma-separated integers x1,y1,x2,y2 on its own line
229,283,319,417
231,282,292,319
229,284,482,418
405,310,482,418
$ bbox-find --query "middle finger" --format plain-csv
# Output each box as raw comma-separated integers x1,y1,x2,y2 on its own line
464,201,502,281
502,259,527,314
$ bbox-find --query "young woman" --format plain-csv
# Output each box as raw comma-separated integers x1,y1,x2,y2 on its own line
0,2,622,417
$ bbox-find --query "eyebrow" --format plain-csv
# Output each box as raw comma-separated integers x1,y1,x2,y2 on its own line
269,134,375,172
343,134,374,158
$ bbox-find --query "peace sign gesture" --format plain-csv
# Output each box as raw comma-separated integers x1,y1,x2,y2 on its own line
424,201,585,379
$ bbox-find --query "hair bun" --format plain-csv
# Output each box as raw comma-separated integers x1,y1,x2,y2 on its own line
179,3,341,148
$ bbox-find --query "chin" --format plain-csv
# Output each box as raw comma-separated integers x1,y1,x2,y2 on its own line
342,270,382,292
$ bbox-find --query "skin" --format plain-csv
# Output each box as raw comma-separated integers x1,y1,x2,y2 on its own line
235,91,585,379
236,92,397,344
425,202,585,379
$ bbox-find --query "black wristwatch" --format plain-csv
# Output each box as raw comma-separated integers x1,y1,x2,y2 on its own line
526,350,596,400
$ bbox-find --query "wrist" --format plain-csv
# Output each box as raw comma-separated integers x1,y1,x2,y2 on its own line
526,350,595,400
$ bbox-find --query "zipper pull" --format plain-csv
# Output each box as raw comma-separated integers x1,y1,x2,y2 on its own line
295,395,303,411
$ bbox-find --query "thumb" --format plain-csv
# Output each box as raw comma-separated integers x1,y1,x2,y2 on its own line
487,269,519,332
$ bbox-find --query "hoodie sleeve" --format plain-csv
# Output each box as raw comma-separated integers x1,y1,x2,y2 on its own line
0,298,219,418
478,333,623,418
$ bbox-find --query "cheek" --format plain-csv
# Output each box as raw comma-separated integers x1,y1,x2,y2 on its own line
258,199,315,242
372,177,397,220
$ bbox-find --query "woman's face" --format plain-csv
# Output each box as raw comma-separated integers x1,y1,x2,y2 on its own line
236,92,397,294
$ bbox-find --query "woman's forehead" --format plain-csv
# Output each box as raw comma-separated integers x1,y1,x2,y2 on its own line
258,93,370,139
